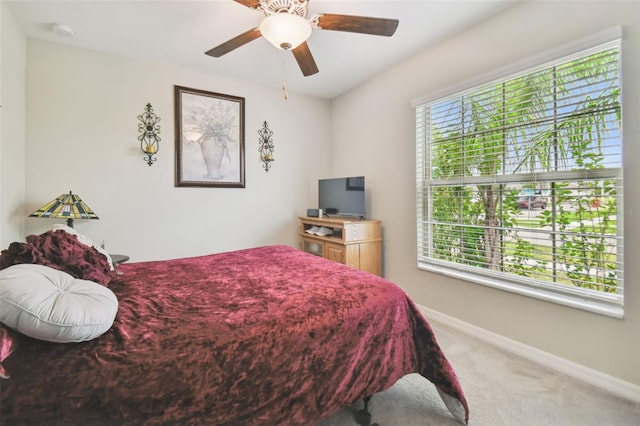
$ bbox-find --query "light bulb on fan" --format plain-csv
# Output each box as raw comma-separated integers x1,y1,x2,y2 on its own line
259,13,312,51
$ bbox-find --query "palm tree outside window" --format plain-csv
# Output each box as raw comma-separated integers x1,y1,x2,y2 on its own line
415,34,623,318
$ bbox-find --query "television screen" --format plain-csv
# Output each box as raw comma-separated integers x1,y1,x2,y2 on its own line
318,176,365,218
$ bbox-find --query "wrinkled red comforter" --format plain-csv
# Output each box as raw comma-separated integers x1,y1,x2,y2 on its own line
1,245,467,425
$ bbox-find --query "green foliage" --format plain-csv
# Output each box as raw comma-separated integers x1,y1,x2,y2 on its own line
428,47,621,294
539,180,618,292
504,237,546,277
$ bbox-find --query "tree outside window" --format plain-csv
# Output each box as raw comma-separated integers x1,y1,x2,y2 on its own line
416,40,622,315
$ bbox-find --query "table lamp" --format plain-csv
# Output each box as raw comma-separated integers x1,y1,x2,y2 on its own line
30,191,99,228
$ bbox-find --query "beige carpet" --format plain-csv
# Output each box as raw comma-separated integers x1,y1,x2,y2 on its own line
317,321,640,426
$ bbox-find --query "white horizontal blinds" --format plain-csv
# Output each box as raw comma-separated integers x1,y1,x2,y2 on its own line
416,40,623,307
416,104,428,258
429,46,621,178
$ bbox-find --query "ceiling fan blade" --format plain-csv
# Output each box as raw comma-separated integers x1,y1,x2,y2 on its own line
233,0,261,9
315,14,399,37
205,28,262,57
292,42,319,77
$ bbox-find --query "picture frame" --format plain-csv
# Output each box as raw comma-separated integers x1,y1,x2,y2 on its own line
174,85,245,188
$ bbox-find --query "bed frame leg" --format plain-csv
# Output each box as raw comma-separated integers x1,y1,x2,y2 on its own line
354,395,378,426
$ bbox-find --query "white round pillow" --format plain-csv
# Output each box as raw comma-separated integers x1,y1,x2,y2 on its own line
0,264,118,343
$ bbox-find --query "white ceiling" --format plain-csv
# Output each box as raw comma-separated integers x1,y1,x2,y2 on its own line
6,0,518,99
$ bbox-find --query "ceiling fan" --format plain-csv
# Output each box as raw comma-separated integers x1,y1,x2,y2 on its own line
205,0,399,77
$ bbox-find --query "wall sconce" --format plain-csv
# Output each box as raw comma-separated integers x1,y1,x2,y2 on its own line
138,103,161,166
258,121,275,172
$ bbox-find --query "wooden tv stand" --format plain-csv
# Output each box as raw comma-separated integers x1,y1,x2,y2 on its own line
298,216,382,276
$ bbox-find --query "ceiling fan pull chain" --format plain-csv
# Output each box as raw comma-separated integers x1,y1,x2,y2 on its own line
280,53,289,100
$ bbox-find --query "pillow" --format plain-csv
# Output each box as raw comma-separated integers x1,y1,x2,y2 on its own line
51,224,114,270
0,264,118,343
0,230,113,286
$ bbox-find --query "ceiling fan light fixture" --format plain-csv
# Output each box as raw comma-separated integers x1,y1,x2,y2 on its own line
259,13,311,51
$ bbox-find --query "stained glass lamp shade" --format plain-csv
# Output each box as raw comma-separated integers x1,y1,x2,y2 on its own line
29,191,99,228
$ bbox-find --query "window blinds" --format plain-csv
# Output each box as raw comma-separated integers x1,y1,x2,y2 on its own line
416,40,623,317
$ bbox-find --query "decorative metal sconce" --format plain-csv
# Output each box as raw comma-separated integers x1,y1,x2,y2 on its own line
258,121,275,172
138,103,161,166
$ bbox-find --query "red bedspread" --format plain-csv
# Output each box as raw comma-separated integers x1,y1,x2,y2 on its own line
1,245,468,425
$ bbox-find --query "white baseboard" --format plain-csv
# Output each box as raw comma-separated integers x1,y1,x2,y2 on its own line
419,305,640,404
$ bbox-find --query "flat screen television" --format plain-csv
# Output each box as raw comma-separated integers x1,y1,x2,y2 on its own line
318,176,366,218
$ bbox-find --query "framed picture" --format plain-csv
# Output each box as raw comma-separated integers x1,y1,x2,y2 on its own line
174,85,245,188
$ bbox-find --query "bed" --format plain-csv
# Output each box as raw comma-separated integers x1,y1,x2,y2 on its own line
0,229,468,425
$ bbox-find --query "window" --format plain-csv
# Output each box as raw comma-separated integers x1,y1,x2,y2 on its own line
415,38,623,317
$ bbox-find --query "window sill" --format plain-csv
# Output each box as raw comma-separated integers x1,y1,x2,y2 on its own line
418,261,624,319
